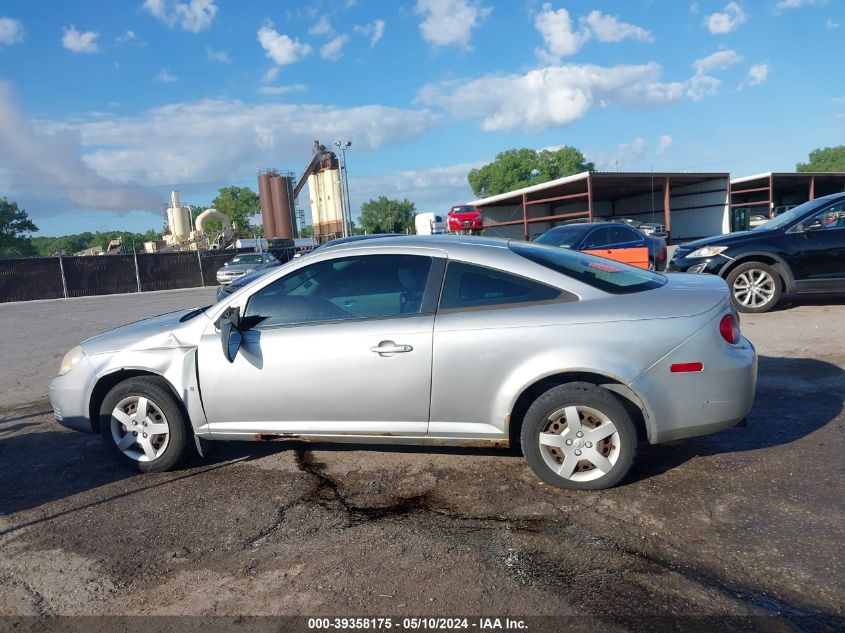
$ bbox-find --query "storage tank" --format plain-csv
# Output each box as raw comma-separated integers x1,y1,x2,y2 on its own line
166,190,191,241
309,153,343,240
270,173,295,239
257,170,277,239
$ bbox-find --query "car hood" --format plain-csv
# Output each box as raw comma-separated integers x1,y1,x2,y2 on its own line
81,308,209,355
680,230,761,250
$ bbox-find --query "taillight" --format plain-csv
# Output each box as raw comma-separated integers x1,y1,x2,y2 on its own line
719,314,739,344
657,250,665,261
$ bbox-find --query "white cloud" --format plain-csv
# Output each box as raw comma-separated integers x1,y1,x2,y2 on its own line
206,46,230,63
415,0,492,49
142,0,217,33
154,67,178,83
825,18,839,29
309,15,334,36
355,19,385,47
258,84,307,96
535,4,590,60
34,98,441,206
62,25,100,53
742,63,770,87
657,134,673,155
687,74,721,101
693,49,743,74
775,0,828,12
581,10,654,43
115,30,144,46
704,2,747,34
534,5,653,62
262,67,279,83
320,35,348,61
258,23,312,66
0,17,25,46
0,81,160,215
417,63,688,132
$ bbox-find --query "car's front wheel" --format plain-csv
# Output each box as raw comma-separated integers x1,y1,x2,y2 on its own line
99,376,188,472
521,383,637,490
726,261,782,313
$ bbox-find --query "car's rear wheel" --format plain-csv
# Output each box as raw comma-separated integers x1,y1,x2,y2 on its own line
521,383,637,490
99,376,188,472
726,261,782,313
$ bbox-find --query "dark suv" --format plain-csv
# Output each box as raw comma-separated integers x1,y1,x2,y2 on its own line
668,192,845,313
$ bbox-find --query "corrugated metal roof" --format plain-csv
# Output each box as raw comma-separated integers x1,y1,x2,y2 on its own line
731,171,845,184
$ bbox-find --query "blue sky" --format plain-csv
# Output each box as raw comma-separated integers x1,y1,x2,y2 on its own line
0,0,842,236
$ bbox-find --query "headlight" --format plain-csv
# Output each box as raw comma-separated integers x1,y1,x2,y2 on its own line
58,346,85,376
244,268,255,274
686,246,729,258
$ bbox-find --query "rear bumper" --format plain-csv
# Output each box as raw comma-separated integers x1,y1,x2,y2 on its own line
631,331,757,444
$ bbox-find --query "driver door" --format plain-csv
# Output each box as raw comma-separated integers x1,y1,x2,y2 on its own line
198,253,443,438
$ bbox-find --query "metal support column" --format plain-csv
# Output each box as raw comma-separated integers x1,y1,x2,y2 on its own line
58,255,68,299
809,175,815,200
521,194,528,240
663,177,671,235
586,174,594,222
196,249,205,287
134,250,141,293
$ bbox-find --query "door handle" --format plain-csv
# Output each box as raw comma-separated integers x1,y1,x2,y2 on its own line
371,340,413,355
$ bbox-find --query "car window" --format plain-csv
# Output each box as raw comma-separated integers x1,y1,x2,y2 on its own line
808,202,845,230
244,255,433,327
231,254,264,265
613,226,645,245
533,226,590,249
510,242,666,294
582,227,614,248
439,261,563,310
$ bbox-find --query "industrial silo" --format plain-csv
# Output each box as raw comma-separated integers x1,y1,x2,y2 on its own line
166,191,191,241
308,152,343,240
257,170,277,239
270,173,295,239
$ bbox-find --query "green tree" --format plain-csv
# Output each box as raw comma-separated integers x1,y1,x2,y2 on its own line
797,146,845,172
210,186,260,235
359,196,416,234
0,198,39,257
467,146,595,198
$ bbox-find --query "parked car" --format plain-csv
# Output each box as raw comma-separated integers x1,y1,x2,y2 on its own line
216,252,278,285
50,236,756,490
448,205,483,233
668,192,845,313
533,222,668,271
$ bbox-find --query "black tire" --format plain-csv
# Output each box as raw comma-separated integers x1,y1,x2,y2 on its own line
99,376,189,473
520,382,637,490
725,261,782,314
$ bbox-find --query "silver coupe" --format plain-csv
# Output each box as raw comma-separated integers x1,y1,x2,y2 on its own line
50,236,757,490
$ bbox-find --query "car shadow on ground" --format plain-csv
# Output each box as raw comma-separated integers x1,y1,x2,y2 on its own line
629,354,844,482
775,293,845,311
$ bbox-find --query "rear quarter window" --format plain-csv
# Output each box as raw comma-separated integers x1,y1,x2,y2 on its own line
439,261,567,310
510,242,666,294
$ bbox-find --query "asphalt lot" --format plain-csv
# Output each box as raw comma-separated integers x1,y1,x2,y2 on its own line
1,288,844,630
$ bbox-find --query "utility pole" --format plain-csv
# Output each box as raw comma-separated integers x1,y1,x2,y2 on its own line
335,140,352,236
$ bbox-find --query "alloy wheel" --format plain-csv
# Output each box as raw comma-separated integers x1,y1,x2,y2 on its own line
732,269,776,309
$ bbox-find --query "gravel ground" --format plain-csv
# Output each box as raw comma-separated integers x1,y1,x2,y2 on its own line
0,290,843,631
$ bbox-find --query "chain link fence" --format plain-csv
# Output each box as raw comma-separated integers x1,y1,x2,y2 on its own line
0,251,234,303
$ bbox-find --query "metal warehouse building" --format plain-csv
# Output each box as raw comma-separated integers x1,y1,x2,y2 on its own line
730,172,845,217
474,171,730,242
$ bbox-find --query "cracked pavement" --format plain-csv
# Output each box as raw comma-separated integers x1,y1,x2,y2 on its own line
0,290,844,630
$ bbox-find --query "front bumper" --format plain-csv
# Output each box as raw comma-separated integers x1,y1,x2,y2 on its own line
216,273,246,285
49,354,98,434
667,254,726,275
631,322,757,444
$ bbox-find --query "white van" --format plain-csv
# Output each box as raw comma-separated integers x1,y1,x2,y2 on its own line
414,212,446,235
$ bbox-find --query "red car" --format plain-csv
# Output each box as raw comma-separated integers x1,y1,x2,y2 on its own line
448,205,483,232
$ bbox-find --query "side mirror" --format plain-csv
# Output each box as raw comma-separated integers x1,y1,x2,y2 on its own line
220,320,242,363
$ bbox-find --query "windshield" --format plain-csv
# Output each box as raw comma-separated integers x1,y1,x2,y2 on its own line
751,198,830,231
510,242,666,294
451,206,476,214
230,254,265,265
533,225,591,249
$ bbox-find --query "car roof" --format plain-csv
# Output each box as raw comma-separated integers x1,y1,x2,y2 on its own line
315,234,511,255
